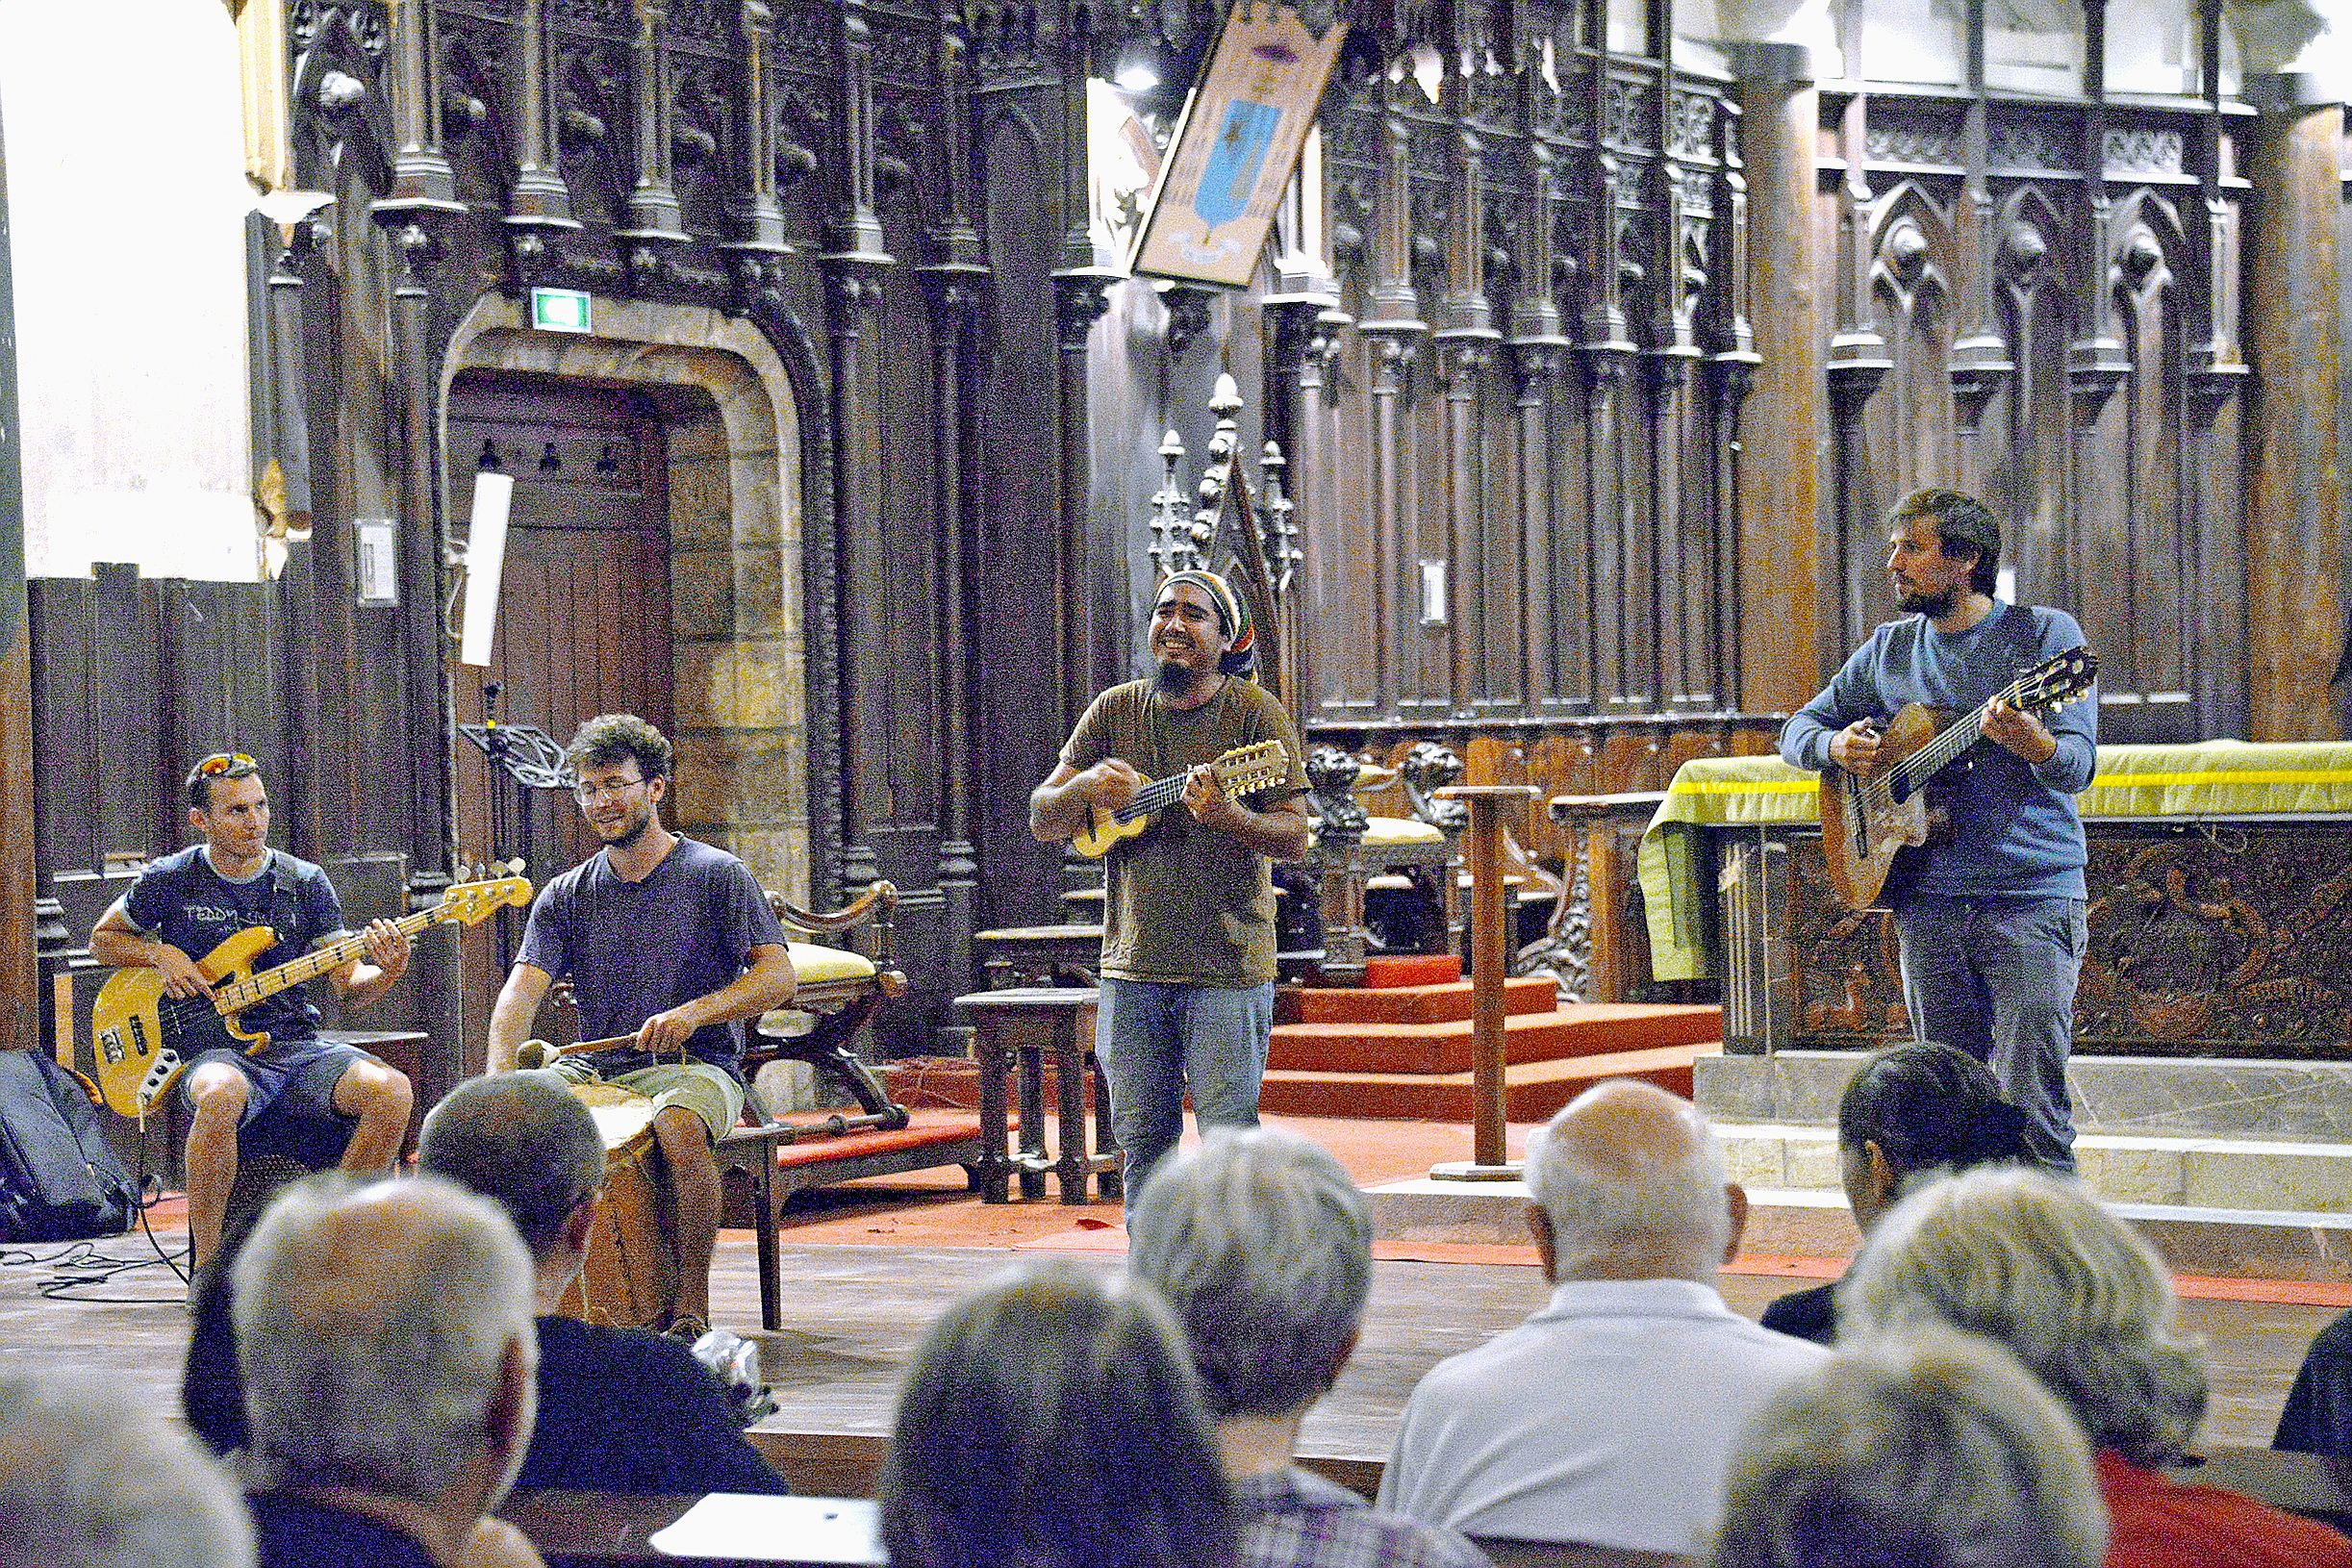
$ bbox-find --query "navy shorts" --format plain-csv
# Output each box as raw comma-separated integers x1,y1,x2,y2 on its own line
178,1038,381,1131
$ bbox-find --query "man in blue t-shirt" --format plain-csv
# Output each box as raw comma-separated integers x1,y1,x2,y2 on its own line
90,752,415,1271
486,713,796,1333
1781,489,2098,1171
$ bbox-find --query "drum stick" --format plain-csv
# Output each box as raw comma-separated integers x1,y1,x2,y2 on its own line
515,1033,645,1069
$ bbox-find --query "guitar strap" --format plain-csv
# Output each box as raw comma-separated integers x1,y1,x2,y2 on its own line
1942,603,2044,773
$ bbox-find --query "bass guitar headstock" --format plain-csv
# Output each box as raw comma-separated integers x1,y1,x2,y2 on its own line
439,861,535,926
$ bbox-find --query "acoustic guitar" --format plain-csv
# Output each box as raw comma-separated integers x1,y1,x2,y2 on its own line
1071,740,1293,858
1818,646,2099,910
90,872,534,1117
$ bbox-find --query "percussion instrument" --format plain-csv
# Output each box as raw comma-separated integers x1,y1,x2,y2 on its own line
555,1078,680,1330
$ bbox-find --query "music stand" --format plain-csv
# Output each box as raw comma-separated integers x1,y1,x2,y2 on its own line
458,685,570,971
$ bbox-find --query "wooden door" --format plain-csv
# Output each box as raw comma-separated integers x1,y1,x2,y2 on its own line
447,375,673,1060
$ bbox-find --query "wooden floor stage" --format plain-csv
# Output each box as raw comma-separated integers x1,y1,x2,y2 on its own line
0,1178,2336,1467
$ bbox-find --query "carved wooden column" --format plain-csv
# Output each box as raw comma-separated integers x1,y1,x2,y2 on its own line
0,109,32,1053
618,0,688,254
1705,99,1758,710
2243,71,2346,739
1265,295,1344,717
823,1,895,892
1650,66,1705,711
1580,124,1639,708
1947,84,2011,480
1050,7,1120,706
1823,86,1889,645
385,0,458,207
383,221,463,1095
1435,93,1499,715
509,0,577,231
1359,90,1427,711
2063,0,2128,615
1732,42,1822,707
922,5,991,996
727,1,791,256
1511,131,1572,715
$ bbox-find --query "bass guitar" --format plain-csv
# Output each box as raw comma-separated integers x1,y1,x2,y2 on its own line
1071,740,1293,858
90,870,534,1117
1818,646,2098,910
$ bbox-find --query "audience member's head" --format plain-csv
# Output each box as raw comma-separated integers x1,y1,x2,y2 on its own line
1126,1125,1371,1421
1526,1078,1742,1283
232,1174,540,1515
881,1263,1234,1568
419,1071,605,1271
1837,1043,2030,1229
1839,1166,2205,1466
0,1369,254,1568
1710,1326,2107,1568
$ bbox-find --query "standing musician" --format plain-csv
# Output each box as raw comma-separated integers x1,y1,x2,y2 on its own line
1029,569,1310,1199
486,713,796,1336
89,752,414,1273
1781,488,2097,1172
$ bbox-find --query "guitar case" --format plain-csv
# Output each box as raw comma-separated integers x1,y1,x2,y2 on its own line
0,1049,137,1241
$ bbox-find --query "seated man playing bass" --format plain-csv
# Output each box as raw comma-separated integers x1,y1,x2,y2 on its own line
89,752,413,1273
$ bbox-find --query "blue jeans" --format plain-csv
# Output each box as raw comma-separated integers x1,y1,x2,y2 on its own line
1895,895,2086,1173
1095,976,1275,1198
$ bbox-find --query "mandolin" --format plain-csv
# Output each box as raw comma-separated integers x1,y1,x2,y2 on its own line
1817,647,2098,910
1071,740,1293,858
90,872,533,1117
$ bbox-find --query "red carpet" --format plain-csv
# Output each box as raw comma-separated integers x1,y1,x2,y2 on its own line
1261,963,1722,1122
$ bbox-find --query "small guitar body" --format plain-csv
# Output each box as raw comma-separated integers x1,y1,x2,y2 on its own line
1818,702,1950,909
89,872,533,1117
1072,740,1293,859
1815,645,2099,911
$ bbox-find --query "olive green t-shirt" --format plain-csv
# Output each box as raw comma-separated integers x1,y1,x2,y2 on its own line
1060,676,1309,987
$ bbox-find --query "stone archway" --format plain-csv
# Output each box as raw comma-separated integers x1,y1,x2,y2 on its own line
443,294,809,899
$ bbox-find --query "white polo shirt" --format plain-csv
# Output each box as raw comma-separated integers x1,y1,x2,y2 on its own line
1378,1277,1829,1555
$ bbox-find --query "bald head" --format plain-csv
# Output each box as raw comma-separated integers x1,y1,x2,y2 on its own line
1525,1079,1739,1282
233,1174,537,1506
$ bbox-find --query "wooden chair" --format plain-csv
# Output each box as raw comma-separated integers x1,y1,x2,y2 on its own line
715,883,985,1329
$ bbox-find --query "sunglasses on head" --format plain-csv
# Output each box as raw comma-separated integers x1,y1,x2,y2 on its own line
197,753,258,776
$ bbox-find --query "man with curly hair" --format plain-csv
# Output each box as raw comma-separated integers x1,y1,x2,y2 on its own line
486,713,796,1334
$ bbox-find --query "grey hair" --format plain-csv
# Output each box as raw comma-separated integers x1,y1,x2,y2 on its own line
1837,1166,2207,1466
0,1369,253,1568
1709,1327,2107,1568
1126,1126,1372,1418
1526,1093,1732,1276
233,1172,538,1500
419,1071,606,1253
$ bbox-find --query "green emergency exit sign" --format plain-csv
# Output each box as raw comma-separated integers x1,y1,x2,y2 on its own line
530,287,592,334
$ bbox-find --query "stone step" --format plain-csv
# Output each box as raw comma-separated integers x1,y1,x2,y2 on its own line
1270,1003,1722,1075
1716,1122,2352,1216
1259,1044,1699,1122
1277,974,1558,1027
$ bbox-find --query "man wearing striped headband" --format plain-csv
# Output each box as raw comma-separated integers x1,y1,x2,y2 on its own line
1030,569,1310,1200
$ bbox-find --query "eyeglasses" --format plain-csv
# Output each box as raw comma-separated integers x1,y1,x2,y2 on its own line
197,753,257,776
573,775,649,803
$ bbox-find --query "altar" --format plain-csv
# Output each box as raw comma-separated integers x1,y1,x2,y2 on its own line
1632,741,2352,1063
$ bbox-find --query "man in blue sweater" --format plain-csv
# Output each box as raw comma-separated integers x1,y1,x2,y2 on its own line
1781,489,2097,1171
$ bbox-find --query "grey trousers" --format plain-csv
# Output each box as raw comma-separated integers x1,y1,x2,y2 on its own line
1894,894,2087,1173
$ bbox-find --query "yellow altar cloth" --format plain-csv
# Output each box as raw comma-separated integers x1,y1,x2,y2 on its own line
1635,741,2352,981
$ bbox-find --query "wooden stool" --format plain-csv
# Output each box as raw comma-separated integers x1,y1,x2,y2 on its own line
970,924,1102,989
950,987,1120,1204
